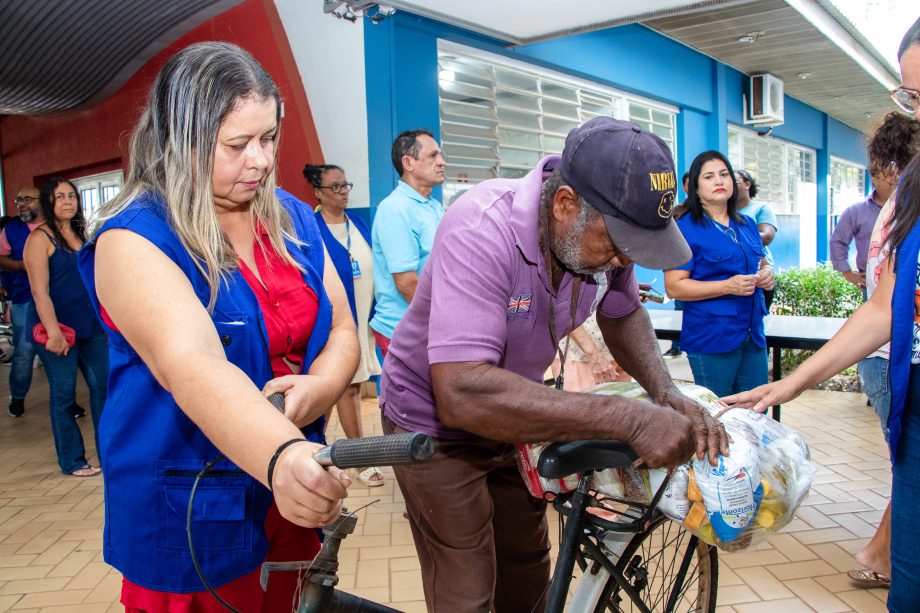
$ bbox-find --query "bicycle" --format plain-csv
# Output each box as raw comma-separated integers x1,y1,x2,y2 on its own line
278,437,716,613
540,439,718,613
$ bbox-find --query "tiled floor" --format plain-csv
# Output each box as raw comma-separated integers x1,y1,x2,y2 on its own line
0,360,892,612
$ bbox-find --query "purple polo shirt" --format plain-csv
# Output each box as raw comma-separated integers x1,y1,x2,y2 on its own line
830,191,883,273
380,155,641,439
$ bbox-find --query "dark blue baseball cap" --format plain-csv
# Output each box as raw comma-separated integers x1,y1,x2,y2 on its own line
560,117,691,270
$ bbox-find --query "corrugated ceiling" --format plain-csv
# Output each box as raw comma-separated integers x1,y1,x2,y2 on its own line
0,0,243,115
643,0,898,134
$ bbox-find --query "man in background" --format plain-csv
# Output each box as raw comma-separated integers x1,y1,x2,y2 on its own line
830,166,897,298
370,130,446,357
0,187,43,417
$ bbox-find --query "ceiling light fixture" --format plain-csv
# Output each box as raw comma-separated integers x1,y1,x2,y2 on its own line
737,31,764,44
323,1,396,23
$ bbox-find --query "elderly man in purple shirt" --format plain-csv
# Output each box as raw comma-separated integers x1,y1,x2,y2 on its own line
379,118,729,613
830,171,897,290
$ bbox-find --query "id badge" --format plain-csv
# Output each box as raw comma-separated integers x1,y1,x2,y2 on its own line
351,257,362,278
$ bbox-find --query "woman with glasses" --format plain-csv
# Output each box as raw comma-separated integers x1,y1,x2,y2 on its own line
23,178,107,477
305,164,384,487
664,150,774,397
726,17,920,611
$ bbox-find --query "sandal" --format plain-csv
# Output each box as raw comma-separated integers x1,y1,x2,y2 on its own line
846,569,890,588
354,467,385,487
70,465,101,478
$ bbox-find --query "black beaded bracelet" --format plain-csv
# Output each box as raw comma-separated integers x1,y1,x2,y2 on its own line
267,438,309,492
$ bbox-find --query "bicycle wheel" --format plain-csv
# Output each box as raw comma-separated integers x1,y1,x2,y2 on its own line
594,516,717,613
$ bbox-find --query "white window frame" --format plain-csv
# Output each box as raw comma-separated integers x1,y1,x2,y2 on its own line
73,170,123,221
829,156,867,217
437,41,677,205
727,125,816,216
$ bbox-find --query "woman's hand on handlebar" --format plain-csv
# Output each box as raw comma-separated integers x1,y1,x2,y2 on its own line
271,441,351,528
263,375,335,428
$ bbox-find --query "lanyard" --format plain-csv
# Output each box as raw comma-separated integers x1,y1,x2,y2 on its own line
542,222,582,391
343,214,351,254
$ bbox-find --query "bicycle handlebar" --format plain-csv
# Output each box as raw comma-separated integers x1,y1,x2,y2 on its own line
266,392,434,469
315,433,434,469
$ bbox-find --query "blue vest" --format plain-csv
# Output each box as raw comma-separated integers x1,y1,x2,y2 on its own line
314,209,374,324
675,214,767,354
889,212,920,460
27,231,102,339
3,220,33,304
76,188,332,592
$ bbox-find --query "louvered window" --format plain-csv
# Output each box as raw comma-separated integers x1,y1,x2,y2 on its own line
728,127,816,215
829,157,867,216
438,43,676,205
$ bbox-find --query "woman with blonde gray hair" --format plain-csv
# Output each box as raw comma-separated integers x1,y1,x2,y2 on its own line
77,42,358,609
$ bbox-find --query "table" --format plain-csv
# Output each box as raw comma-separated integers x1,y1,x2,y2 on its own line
648,311,847,420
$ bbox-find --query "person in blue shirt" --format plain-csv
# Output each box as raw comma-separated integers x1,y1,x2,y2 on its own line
735,170,778,310
664,151,774,397
370,129,445,356
0,186,43,417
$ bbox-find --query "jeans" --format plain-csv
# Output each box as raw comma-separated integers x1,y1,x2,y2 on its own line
687,335,768,398
859,356,891,442
9,302,35,400
32,333,108,474
889,366,920,611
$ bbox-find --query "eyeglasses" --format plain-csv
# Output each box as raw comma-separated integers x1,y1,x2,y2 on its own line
316,182,353,194
890,86,920,114
721,226,740,245
13,196,37,205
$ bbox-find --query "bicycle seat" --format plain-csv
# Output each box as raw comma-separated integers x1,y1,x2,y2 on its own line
537,440,639,479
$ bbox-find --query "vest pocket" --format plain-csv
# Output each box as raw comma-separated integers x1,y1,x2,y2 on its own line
157,466,254,553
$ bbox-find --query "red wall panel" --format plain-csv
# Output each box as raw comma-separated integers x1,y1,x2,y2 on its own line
0,0,322,213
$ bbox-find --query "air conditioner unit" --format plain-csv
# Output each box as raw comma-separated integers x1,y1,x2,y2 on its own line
744,73,784,126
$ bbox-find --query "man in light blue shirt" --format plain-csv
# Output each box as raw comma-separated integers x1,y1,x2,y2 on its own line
370,129,446,354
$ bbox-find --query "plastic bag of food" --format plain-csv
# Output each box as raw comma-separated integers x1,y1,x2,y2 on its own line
517,381,815,552
516,441,580,498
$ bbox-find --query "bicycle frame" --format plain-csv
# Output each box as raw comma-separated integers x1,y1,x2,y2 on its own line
545,470,702,613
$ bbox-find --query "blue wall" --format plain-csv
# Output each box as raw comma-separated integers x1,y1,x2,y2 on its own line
363,12,868,306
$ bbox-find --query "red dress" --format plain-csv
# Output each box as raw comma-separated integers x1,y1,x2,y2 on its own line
118,232,322,612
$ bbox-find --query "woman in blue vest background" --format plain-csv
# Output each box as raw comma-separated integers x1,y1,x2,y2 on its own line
23,178,107,477
664,150,774,397
306,163,384,487
76,42,358,610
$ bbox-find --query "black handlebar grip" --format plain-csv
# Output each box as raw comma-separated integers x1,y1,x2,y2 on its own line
317,433,434,469
267,392,285,413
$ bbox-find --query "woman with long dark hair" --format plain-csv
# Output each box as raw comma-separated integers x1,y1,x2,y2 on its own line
664,151,774,397
23,177,107,477
726,17,920,611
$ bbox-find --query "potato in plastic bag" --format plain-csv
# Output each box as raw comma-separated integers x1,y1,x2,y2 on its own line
518,381,816,552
